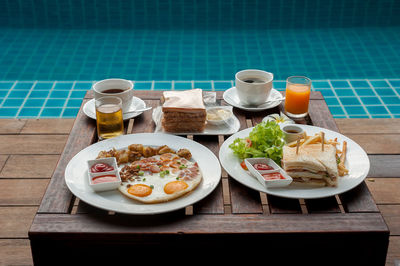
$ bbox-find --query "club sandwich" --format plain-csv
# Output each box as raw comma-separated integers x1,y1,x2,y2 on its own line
282,144,339,187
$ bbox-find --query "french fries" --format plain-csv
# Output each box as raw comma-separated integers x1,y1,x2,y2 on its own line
286,131,349,176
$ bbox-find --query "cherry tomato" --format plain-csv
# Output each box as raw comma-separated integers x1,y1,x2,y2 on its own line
245,138,252,147
253,163,273,171
240,160,248,170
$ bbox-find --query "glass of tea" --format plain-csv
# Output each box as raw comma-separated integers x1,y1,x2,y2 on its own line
284,76,311,118
95,96,124,140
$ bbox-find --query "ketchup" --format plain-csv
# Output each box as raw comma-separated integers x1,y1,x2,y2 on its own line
91,174,119,184
262,172,285,180
253,163,274,171
91,163,114,173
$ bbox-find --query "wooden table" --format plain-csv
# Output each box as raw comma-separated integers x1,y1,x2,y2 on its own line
29,90,389,265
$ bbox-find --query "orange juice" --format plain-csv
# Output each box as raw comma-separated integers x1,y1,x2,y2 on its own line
284,76,311,117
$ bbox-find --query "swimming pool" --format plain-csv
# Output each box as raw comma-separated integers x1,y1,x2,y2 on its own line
1,79,399,119
0,0,399,118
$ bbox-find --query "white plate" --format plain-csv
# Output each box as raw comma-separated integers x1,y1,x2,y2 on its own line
219,124,370,199
65,133,221,215
223,87,283,111
83,97,147,120
152,106,241,135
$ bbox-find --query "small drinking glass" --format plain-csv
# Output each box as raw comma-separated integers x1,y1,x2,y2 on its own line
284,76,311,118
95,96,124,140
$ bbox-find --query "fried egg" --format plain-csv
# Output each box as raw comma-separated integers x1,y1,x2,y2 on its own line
119,153,202,203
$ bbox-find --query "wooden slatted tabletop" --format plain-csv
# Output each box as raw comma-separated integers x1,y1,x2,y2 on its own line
28,91,390,265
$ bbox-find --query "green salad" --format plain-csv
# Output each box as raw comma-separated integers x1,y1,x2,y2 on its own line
229,121,285,164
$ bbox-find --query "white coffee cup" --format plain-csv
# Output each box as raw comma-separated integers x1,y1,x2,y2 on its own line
93,79,134,113
235,69,274,106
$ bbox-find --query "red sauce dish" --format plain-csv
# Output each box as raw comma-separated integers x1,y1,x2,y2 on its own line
91,174,119,184
90,163,114,173
262,172,285,181
253,163,274,171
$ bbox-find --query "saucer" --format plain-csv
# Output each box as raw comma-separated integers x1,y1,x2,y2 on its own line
83,97,147,120
223,87,283,111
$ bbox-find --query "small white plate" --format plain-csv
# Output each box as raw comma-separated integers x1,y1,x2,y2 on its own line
223,87,283,112
83,97,147,121
152,106,241,135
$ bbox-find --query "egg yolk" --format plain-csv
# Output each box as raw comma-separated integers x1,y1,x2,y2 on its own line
128,184,152,197
164,181,188,194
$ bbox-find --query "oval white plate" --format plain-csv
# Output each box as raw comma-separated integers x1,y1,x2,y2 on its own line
65,133,221,214
223,87,283,111
219,124,370,199
83,97,146,121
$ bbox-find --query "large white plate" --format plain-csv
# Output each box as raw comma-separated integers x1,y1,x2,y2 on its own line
223,87,283,111
152,106,241,135
65,133,222,214
83,97,146,121
219,124,370,199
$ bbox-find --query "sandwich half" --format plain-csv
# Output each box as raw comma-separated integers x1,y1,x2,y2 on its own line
282,144,339,187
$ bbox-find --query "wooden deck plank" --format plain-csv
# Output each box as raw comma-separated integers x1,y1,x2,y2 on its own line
367,178,400,204
0,155,59,178
0,135,68,155
0,179,49,205
37,103,97,214
368,155,400,178
267,195,302,214
0,239,32,266
20,119,74,134
229,178,263,214
192,135,224,214
0,155,8,172
308,97,340,132
0,207,37,238
30,212,388,233
379,205,400,236
339,182,379,213
387,236,400,266
305,197,341,213
0,119,26,134
336,118,400,134
344,134,400,154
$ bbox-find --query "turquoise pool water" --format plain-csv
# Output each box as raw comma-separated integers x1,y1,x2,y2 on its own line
1,79,399,119
0,0,399,118
0,27,399,81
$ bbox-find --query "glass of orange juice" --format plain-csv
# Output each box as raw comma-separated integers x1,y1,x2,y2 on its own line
284,76,311,118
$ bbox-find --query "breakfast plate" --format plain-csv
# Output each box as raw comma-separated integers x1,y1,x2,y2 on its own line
219,124,370,199
65,133,221,214
83,96,147,120
151,106,241,135
223,87,283,111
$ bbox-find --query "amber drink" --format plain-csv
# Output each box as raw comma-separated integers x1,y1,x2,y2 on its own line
95,96,124,140
284,76,311,118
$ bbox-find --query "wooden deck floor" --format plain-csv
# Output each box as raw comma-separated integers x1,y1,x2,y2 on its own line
0,118,399,265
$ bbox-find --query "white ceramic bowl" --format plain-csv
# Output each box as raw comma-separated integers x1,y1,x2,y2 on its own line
206,106,233,126
87,157,121,192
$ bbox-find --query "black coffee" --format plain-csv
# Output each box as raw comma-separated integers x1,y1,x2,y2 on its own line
102,88,126,93
242,78,266,83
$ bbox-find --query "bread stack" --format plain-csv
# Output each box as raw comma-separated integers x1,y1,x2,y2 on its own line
161,89,206,132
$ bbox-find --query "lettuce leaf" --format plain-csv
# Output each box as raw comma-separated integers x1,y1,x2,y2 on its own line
229,121,285,164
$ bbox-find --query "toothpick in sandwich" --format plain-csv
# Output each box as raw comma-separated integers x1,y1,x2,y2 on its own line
321,131,325,151
296,138,300,155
